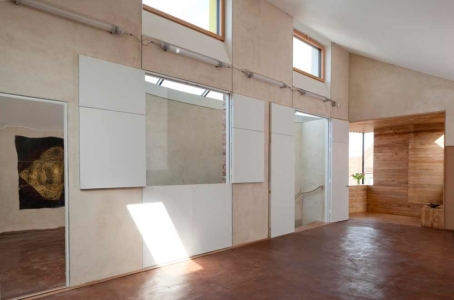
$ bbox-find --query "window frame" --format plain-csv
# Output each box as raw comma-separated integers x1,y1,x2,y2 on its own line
293,29,325,83
143,0,225,42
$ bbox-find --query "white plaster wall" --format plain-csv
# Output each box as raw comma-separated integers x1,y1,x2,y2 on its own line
0,127,65,233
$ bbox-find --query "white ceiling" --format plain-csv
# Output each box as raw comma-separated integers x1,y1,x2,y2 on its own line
268,0,454,81
0,95,64,131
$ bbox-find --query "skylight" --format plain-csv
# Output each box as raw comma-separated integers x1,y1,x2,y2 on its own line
145,75,160,84
206,91,224,101
145,75,226,101
161,80,206,96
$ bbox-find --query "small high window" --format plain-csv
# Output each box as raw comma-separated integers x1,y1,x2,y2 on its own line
143,0,225,41
293,30,325,82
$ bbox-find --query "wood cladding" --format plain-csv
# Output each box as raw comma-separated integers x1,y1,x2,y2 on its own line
349,186,367,213
349,112,445,133
445,147,454,230
408,124,444,204
368,123,444,217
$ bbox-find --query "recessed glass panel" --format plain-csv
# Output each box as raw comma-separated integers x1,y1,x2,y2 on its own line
206,91,224,101
161,80,206,96
145,75,160,84
143,0,221,35
293,37,321,78
145,78,228,186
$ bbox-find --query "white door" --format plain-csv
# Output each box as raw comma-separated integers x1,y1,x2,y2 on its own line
330,119,349,222
270,103,295,238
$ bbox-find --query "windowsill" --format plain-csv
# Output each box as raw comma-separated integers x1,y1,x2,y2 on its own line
348,184,373,187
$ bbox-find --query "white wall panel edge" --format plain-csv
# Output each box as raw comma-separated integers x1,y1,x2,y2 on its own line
271,103,295,136
330,141,349,222
231,128,265,183
270,133,295,238
79,55,145,115
232,94,265,132
79,107,146,189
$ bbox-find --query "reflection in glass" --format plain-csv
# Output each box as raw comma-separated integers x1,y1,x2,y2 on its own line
143,0,221,35
293,37,321,77
145,80,227,186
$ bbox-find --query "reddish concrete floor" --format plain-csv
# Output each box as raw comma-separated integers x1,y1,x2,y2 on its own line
0,228,65,300
43,220,454,300
350,212,421,227
295,221,328,232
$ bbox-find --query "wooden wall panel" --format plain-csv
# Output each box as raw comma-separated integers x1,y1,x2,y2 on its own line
349,186,367,213
445,146,454,230
408,124,444,204
369,123,444,217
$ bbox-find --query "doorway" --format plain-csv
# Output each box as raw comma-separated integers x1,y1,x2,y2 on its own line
0,93,68,299
294,111,329,231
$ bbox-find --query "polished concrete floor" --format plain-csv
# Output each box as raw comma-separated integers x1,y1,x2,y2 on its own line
41,219,454,300
0,228,65,300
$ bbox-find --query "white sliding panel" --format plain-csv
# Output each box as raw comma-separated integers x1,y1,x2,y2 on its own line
270,134,295,238
330,119,349,222
232,128,264,183
141,186,194,268
231,94,264,131
192,184,232,255
141,184,232,267
79,55,146,189
231,94,265,183
79,107,146,189
271,103,294,136
79,55,145,114
270,103,295,238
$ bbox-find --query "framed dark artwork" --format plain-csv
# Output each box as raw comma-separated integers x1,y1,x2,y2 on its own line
15,136,65,209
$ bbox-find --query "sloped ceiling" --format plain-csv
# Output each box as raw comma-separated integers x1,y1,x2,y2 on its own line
268,0,454,81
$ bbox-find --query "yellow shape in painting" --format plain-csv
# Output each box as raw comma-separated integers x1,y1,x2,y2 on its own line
19,147,64,201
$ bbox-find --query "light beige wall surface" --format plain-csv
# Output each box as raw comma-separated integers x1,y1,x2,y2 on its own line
0,0,143,286
231,0,294,245
0,128,65,233
330,44,349,120
146,94,224,186
142,40,233,91
349,54,454,145
0,0,352,287
349,54,454,229
293,43,349,120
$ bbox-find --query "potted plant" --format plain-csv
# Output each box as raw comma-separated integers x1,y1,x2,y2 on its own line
352,173,365,185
